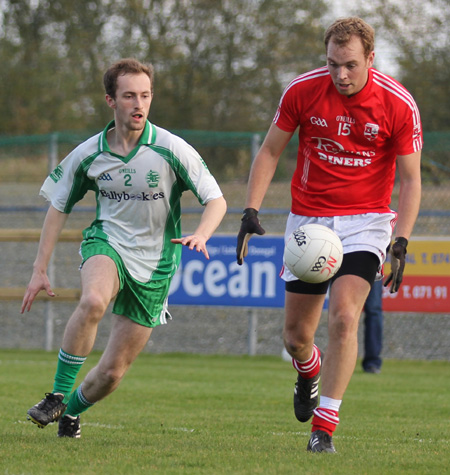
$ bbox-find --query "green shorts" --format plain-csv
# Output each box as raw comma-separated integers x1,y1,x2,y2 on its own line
80,238,172,328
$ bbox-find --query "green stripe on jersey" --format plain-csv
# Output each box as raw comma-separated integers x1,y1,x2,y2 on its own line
148,144,204,204
63,152,100,213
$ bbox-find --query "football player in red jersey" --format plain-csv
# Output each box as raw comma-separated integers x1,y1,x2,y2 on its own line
237,17,422,453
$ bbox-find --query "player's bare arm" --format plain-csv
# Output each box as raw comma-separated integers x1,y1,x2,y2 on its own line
21,206,68,313
171,195,227,259
245,123,293,210
235,124,293,265
394,151,422,239
384,151,421,293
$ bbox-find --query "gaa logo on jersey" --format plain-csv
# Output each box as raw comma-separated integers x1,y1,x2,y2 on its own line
146,170,160,188
364,123,379,142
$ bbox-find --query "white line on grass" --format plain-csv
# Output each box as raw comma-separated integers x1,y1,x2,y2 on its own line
82,422,125,430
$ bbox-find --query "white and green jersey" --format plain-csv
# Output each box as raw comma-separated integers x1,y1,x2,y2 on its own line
40,120,223,283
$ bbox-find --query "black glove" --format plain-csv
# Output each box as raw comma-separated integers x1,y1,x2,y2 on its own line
236,208,266,265
384,237,408,294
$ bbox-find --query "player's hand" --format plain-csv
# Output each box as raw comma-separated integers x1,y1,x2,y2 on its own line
171,235,210,259
21,270,55,313
384,237,408,294
236,208,265,265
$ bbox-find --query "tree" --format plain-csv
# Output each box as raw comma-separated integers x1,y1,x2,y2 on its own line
354,0,450,132
0,0,329,135
109,0,328,131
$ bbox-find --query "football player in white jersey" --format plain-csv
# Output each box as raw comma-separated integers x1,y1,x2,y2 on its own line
237,18,422,453
22,58,227,438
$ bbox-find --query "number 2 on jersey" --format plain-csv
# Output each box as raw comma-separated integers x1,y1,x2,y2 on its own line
124,174,132,187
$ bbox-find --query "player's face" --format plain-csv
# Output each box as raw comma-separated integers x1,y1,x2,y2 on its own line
327,35,374,97
106,73,153,131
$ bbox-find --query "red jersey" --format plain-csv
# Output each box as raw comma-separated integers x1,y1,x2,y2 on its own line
274,66,423,216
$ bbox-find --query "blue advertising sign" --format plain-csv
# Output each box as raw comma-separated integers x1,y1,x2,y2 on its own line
169,235,286,308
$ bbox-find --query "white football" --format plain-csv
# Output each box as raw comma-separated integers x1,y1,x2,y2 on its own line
283,224,343,283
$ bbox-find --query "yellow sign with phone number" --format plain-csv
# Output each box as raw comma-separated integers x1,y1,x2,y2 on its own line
382,237,450,312
384,238,450,276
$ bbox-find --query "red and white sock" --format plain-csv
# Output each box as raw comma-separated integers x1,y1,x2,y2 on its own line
311,396,341,436
292,344,321,379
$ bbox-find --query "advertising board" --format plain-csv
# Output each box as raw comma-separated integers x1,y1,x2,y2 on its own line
170,235,450,313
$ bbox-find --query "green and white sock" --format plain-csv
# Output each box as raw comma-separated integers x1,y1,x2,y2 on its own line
52,349,86,404
65,384,95,417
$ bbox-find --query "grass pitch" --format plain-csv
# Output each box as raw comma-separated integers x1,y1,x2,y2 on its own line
1,350,448,474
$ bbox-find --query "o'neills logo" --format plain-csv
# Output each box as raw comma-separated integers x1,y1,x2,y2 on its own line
99,190,164,202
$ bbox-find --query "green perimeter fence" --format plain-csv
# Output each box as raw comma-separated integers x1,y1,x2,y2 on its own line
0,130,449,358
0,129,449,235
1,129,450,182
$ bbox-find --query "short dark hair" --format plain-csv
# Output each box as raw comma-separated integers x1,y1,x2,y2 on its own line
103,58,154,98
324,17,375,59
